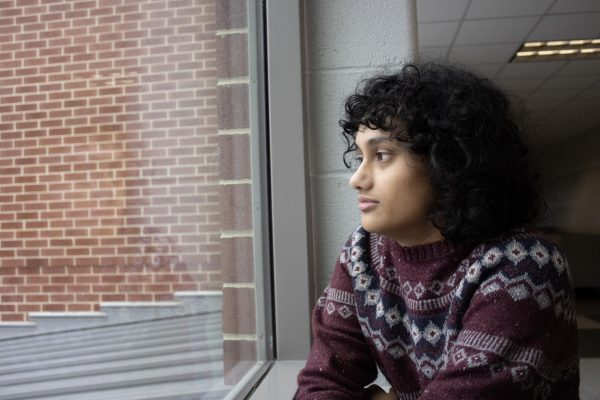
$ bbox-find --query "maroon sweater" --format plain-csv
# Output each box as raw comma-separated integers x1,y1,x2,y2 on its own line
296,227,579,400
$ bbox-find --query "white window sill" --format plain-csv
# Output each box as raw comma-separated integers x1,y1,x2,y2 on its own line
247,361,392,399
248,360,304,399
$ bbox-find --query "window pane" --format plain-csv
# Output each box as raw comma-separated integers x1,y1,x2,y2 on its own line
0,0,270,398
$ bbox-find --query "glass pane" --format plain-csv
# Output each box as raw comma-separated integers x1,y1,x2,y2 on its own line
0,0,270,398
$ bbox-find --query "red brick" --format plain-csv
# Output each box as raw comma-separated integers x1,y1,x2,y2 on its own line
1,314,26,321
220,183,252,230
1,0,222,321
222,287,255,335
42,303,66,311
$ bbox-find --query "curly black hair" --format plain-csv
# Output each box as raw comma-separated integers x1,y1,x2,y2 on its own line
340,62,545,245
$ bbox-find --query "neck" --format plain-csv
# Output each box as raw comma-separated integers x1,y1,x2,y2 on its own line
392,228,444,247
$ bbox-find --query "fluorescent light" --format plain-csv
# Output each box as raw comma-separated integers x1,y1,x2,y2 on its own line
524,42,544,47
512,38,600,62
516,51,536,57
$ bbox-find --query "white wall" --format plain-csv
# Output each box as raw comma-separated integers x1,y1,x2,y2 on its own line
303,0,418,293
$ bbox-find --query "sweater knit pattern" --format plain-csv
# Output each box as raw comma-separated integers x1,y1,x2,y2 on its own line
297,227,579,400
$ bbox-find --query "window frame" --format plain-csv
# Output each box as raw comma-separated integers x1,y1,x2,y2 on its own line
264,0,313,362
223,0,311,398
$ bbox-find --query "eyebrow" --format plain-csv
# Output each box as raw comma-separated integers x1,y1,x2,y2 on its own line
363,136,413,149
365,137,394,146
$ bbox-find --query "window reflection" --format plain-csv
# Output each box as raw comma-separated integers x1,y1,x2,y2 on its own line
0,0,264,397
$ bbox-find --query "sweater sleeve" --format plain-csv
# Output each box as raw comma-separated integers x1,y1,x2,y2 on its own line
295,249,378,400
418,240,580,400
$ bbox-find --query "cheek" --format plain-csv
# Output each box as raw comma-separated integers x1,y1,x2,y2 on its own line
393,172,433,213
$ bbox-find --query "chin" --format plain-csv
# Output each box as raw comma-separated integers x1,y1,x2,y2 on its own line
360,220,385,236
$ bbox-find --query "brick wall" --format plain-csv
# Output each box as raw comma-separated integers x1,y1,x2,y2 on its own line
214,0,258,384
0,0,221,321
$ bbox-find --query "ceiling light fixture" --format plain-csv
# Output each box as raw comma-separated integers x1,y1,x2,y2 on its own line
511,38,600,62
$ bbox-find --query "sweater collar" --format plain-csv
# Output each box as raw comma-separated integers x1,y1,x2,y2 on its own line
387,238,464,264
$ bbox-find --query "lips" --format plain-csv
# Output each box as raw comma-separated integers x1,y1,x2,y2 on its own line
358,196,379,212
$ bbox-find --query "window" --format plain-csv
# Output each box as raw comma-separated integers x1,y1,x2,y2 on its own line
0,0,272,398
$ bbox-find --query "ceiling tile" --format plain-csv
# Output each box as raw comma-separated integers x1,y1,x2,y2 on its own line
449,43,520,64
465,0,554,19
417,0,470,22
538,76,600,90
454,17,539,45
468,64,505,79
528,89,579,101
578,83,600,99
495,77,546,96
546,105,596,120
549,0,600,14
497,61,567,78
419,47,449,60
418,22,460,47
528,13,600,41
556,60,600,76
416,3,600,146
525,99,563,112
557,97,599,112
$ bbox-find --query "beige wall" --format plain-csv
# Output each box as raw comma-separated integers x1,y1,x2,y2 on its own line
538,129,600,287
538,129,600,235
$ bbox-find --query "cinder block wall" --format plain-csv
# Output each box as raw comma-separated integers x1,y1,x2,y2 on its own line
0,0,220,321
303,0,418,292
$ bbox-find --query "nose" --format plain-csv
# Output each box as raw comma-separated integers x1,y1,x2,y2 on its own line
349,162,371,190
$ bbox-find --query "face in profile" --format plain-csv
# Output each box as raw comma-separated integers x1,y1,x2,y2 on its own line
349,126,441,246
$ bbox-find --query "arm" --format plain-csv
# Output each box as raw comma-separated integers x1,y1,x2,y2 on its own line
296,256,378,400
419,244,579,400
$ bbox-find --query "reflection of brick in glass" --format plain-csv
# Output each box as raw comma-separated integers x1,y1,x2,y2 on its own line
0,0,221,322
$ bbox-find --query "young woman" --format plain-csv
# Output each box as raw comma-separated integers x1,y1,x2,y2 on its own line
295,62,579,400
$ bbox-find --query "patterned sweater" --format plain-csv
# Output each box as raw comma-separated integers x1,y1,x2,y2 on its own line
296,227,579,400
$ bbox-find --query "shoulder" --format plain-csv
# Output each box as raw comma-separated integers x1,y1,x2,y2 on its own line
459,230,575,322
456,230,573,308
471,230,568,277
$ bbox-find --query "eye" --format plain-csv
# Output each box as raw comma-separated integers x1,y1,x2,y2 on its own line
376,151,392,161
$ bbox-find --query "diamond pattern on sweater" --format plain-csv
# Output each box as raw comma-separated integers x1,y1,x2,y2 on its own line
507,240,528,264
338,305,353,319
298,228,579,400
507,284,531,301
531,242,550,267
478,273,576,322
482,247,503,267
511,366,529,382
308,228,577,400
467,352,488,368
385,305,402,328
365,289,380,305
551,249,566,275
423,321,443,345
350,261,366,277
355,273,372,290
465,261,482,283
413,283,426,299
